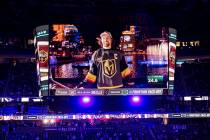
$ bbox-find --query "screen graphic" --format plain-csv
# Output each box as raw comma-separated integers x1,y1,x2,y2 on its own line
35,25,49,96
168,28,177,95
35,25,176,96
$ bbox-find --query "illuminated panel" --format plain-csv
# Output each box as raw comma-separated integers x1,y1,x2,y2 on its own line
35,25,49,96
176,40,200,47
146,40,168,90
37,41,49,96
1,113,210,121
168,28,177,95
48,24,169,96
120,29,135,51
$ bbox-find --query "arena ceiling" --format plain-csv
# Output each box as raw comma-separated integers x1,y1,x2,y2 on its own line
0,0,209,41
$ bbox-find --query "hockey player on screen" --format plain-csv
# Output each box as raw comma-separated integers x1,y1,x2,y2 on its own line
77,31,133,89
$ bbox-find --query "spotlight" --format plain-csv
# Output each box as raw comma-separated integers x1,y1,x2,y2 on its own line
79,96,94,107
130,96,142,106
132,96,140,102
82,97,90,103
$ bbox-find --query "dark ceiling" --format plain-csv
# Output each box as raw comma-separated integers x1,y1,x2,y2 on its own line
0,0,210,42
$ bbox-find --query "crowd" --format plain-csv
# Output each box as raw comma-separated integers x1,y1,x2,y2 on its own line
175,61,210,96
0,119,209,140
0,59,38,97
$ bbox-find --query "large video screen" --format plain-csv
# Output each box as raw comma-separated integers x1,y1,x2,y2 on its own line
34,24,174,96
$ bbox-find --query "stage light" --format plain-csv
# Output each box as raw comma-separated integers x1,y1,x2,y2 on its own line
129,96,142,106
82,97,90,103
79,96,94,107
132,96,140,103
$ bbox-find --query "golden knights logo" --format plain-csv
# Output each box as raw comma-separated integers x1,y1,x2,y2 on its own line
102,59,117,78
39,50,48,63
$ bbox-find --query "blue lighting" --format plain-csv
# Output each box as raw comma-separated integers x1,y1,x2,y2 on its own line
132,96,140,102
130,96,142,106
82,97,90,103
79,96,94,108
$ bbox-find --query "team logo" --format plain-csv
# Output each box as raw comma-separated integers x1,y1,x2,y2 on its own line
39,50,48,63
102,59,117,78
